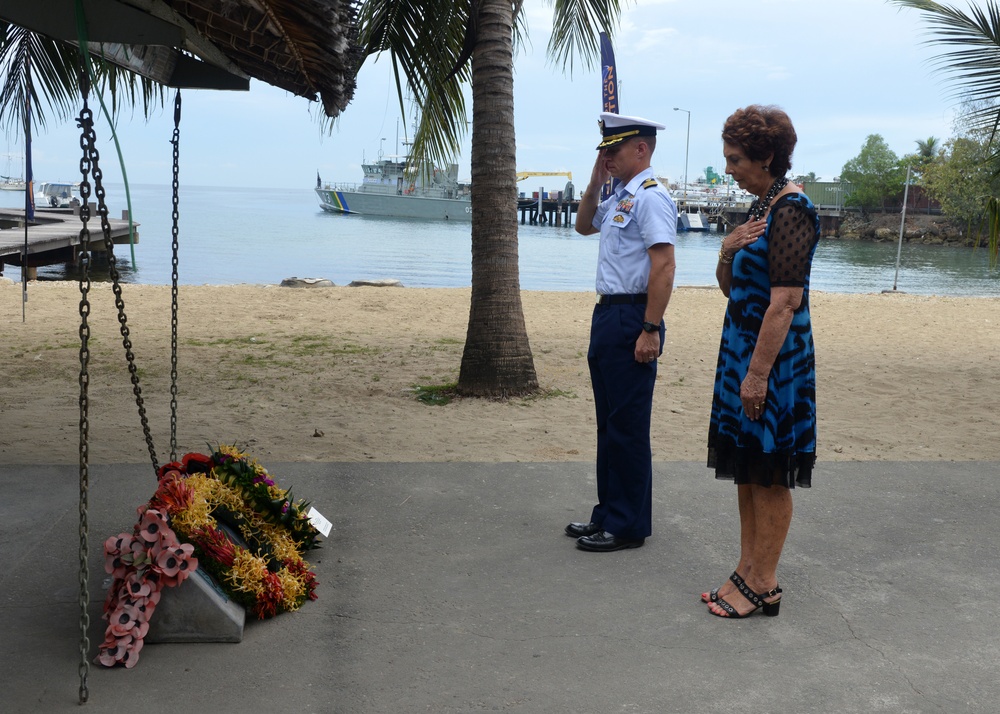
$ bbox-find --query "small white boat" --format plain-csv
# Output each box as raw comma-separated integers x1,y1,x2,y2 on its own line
0,176,25,191
35,181,82,209
1,151,25,191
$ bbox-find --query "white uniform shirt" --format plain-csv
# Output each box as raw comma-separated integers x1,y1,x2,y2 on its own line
592,168,677,295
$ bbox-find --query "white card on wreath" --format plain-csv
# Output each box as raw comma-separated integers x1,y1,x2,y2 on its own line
307,506,332,537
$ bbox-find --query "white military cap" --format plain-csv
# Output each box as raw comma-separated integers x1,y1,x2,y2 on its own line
596,112,666,149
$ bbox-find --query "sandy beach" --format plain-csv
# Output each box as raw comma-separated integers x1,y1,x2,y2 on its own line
1,281,998,465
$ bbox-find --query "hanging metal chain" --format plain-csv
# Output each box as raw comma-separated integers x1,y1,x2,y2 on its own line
76,88,94,708
169,91,181,462
82,106,160,475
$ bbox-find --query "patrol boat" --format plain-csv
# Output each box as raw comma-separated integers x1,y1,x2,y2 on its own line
315,155,472,221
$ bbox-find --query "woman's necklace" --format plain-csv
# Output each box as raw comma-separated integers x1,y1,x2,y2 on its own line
748,176,789,221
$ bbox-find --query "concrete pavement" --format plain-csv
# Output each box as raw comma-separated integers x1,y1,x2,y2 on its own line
3,460,997,713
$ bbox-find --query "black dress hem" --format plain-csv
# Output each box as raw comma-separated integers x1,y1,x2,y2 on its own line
707,432,814,489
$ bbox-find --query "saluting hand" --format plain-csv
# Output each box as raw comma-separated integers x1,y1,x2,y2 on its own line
589,149,612,189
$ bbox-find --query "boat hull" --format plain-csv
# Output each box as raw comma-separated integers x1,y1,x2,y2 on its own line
316,188,472,221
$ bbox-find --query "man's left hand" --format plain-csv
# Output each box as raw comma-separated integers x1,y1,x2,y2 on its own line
635,331,660,363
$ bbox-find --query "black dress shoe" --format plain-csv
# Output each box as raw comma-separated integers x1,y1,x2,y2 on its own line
576,530,645,552
565,521,600,538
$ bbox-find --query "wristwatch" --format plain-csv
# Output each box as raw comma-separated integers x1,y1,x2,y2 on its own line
642,321,659,333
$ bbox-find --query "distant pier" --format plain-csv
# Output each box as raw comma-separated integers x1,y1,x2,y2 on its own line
517,196,578,227
0,208,138,279
711,205,845,237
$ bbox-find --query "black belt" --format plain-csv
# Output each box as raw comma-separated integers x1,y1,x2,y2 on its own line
596,293,647,305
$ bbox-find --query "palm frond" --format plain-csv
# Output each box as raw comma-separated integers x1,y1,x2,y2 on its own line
354,0,472,175
546,0,627,74
891,1,1000,108
1,22,167,136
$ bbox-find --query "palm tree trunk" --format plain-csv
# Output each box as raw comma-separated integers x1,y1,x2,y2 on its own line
457,0,538,397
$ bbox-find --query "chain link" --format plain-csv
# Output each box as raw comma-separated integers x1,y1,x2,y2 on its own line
170,91,181,462
76,97,93,706
81,107,160,475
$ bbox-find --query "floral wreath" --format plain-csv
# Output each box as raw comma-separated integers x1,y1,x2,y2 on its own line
97,445,321,668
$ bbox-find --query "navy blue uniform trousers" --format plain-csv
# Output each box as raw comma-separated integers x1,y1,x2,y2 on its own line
587,302,663,539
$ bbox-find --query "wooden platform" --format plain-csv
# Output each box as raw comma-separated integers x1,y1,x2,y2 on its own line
0,208,139,271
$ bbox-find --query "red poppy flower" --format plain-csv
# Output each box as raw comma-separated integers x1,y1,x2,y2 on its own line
157,462,184,480
181,452,213,473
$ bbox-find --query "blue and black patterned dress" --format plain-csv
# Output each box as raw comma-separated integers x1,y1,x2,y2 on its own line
708,193,821,488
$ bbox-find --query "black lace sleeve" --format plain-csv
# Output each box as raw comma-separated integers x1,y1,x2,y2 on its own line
768,198,818,287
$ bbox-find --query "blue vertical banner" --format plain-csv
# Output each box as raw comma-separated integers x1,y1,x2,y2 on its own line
599,32,619,200
24,59,34,222
600,31,619,116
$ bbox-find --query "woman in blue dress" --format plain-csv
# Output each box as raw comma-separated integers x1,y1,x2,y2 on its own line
702,105,820,618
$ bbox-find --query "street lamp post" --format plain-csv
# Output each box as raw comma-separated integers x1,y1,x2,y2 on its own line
673,107,690,200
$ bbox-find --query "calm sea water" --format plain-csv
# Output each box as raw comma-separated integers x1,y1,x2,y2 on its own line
4,183,1000,296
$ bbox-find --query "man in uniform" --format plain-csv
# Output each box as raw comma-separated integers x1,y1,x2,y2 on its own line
567,113,677,552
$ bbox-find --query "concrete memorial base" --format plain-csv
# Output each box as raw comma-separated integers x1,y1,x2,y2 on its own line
145,566,245,643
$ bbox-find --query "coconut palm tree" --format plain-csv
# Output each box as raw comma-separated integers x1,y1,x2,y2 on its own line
916,135,940,158
358,0,624,397
892,0,1000,262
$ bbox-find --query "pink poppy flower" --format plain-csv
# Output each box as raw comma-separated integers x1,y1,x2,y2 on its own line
121,637,144,669
96,639,127,667
137,509,168,543
109,604,140,637
103,533,135,578
124,572,151,599
131,596,156,623
155,543,197,584
104,532,134,557
105,555,130,581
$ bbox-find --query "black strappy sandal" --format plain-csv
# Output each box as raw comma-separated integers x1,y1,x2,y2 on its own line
701,570,744,604
709,578,782,618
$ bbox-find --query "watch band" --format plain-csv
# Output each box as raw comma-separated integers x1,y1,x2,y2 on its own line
642,321,659,333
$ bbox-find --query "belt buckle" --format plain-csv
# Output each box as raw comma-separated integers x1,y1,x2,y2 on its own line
595,294,604,305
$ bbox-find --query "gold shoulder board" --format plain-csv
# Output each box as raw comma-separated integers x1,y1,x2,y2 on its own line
641,178,658,189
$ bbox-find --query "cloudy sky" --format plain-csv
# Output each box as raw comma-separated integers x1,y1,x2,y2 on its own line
5,0,987,192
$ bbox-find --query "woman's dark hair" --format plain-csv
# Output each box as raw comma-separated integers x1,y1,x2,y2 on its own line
721,105,796,177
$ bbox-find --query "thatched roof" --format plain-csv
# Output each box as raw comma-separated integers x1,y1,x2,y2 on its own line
1,0,363,118
163,0,362,117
